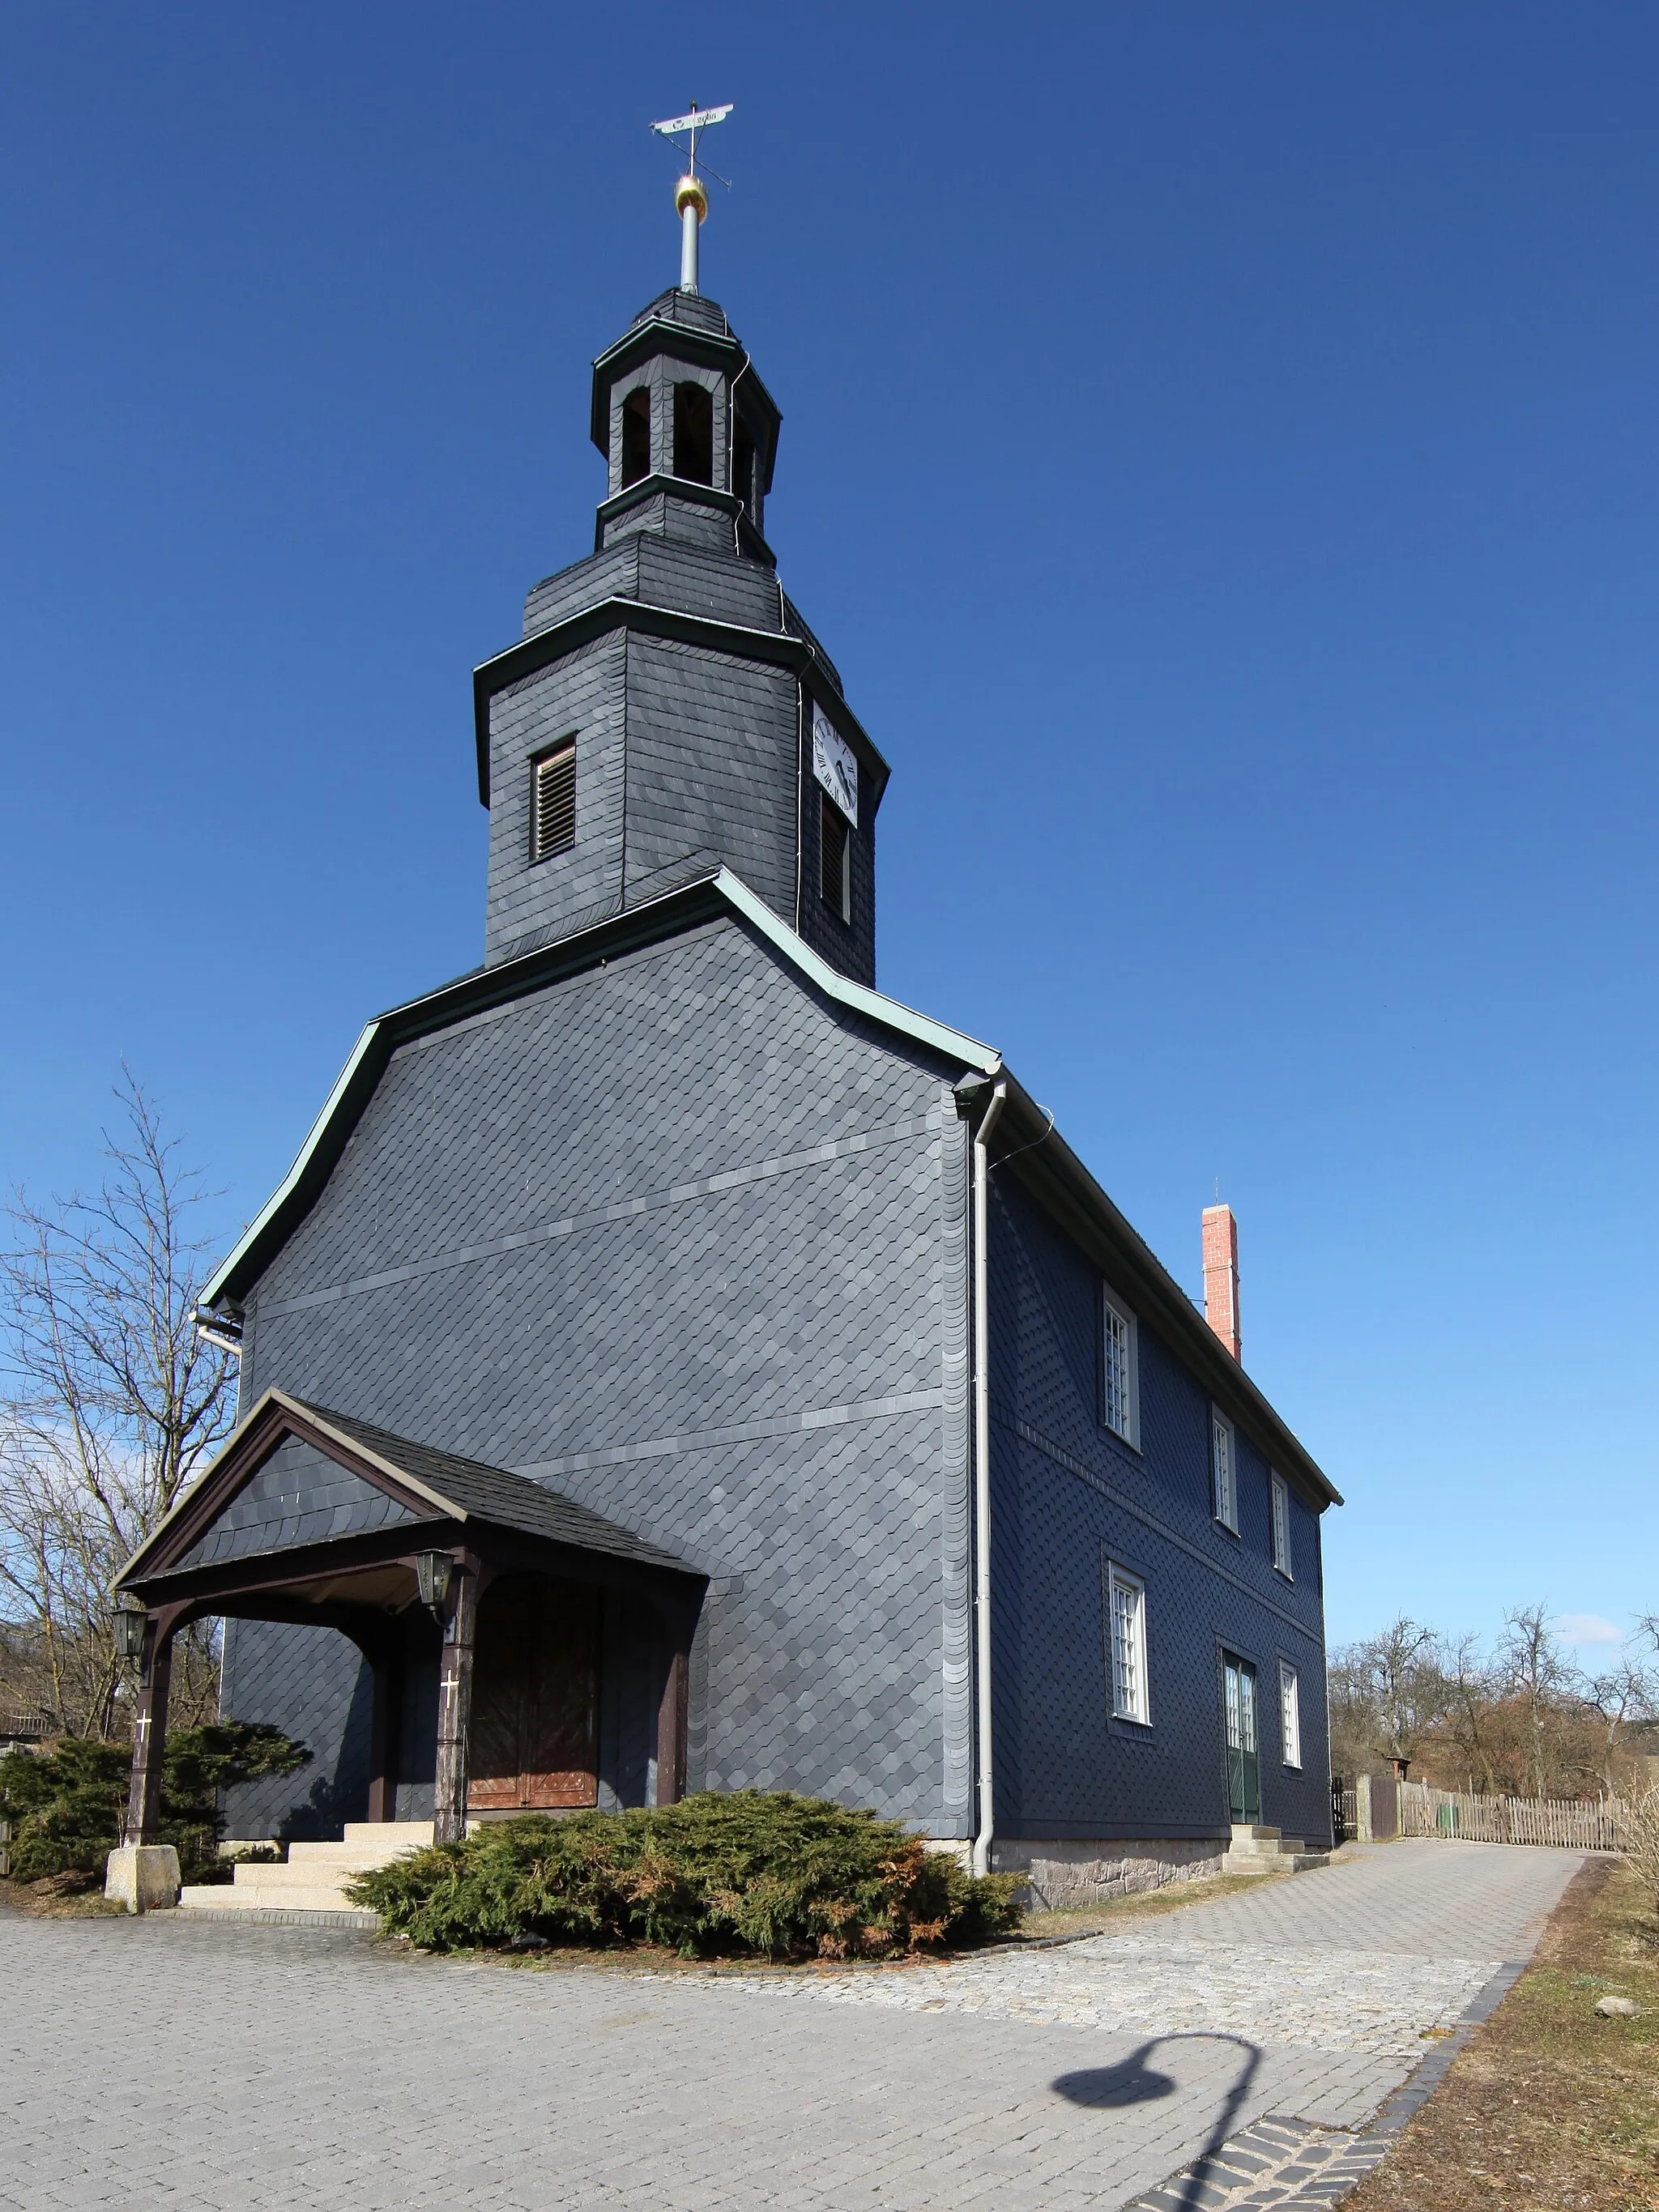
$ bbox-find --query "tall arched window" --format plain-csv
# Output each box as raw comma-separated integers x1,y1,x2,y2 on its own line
673,382,714,484
620,387,651,488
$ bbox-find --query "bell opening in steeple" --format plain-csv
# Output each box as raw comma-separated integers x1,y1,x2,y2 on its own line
621,388,651,488
673,382,714,484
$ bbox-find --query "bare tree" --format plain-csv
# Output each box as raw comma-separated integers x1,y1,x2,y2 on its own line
1497,1602,1580,1798
1365,1617,1448,1770
1444,1630,1501,1793
1328,1617,1452,1777
0,1074,236,1737
1586,1655,1659,1796
1334,1608,1653,1798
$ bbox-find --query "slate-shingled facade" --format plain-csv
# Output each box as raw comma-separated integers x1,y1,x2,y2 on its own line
141,275,1341,1890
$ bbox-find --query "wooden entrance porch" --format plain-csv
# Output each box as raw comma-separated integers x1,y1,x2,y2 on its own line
114,1392,703,1860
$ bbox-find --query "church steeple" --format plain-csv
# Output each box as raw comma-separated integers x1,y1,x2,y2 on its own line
471,186,885,985
589,287,782,568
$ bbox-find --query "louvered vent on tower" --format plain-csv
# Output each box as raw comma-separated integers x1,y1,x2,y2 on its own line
532,741,576,861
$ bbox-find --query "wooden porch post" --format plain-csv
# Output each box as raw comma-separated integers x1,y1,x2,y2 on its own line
122,1613,177,1846
433,1554,478,1846
655,1629,690,1807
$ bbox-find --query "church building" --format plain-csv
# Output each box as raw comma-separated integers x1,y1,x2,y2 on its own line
116,173,1341,1906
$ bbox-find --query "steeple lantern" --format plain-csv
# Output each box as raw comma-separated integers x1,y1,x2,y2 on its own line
590,293,780,563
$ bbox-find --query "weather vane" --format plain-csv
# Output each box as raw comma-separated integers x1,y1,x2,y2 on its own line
650,102,733,296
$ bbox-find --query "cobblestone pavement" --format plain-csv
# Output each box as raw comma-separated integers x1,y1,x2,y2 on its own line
0,1841,1580,2212
695,1933,1490,2053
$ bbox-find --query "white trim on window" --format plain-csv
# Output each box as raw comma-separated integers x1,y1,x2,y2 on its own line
1107,1563,1150,1725
1101,1285,1141,1450
1279,1660,1302,1769
1211,1410,1238,1534
1270,1471,1293,1579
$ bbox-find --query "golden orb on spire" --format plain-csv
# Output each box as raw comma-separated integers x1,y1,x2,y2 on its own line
674,173,709,224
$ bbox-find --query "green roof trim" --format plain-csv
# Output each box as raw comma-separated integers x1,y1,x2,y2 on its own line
471,596,890,808
713,871,1001,1079
202,868,999,1314
198,867,1337,1511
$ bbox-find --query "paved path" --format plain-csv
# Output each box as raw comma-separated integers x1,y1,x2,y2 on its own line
0,1841,1581,2212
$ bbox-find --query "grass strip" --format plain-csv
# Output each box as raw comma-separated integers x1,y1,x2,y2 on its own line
1347,1855,1659,2212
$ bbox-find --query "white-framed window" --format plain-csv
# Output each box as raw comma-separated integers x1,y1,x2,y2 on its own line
1270,1472,1293,1579
1279,1660,1303,1768
1101,1286,1140,1448
1211,1411,1238,1533
1107,1563,1150,1724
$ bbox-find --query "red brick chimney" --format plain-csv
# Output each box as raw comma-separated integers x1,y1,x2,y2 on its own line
1202,1204,1241,1362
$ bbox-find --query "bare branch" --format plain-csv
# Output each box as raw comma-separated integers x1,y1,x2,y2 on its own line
0,1072,237,1737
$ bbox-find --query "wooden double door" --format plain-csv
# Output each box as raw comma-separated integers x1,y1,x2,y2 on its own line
468,1577,599,1811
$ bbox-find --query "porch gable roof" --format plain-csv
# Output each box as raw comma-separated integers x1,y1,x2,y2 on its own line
118,1389,695,1593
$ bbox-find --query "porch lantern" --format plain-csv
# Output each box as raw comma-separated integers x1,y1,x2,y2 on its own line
113,1598,148,1661
415,1550,454,1622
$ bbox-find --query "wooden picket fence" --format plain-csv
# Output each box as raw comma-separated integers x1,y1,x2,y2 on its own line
1398,1778,1620,1852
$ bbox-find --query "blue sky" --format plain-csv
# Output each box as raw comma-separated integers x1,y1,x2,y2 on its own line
2,6,1653,1654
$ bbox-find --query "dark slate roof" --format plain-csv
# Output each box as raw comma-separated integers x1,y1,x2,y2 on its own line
300,1400,697,1574
629,286,731,338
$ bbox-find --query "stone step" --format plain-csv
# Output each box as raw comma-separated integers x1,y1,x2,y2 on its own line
183,1822,472,1927
285,1840,429,1869
177,1889,377,1929
232,1860,377,1892
1230,1825,1284,1842
182,1879,367,1913
1221,1841,1332,1876
343,1822,437,1847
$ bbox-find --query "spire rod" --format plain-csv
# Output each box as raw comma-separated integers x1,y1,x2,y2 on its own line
650,102,732,295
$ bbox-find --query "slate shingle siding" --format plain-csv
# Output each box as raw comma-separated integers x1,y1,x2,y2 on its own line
520,539,788,646
489,590,871,975
635,539,785,634
177,1434,416,1571
616,495,736,559
486,633,626,965
987,1172,1333,1848
220,1619,375,1841
228,914,976,1837
623,635,798,920
521,541,642,637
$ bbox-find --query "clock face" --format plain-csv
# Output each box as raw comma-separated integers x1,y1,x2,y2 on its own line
811,702,858,826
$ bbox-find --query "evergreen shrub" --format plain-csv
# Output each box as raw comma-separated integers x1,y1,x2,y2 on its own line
348,1790,1023,1958
0,1724,310,1887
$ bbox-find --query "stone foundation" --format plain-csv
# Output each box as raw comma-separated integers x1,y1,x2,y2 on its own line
994,1837,1226,1910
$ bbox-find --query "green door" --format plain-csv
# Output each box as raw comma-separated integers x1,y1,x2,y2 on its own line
1223,1654,1260,1824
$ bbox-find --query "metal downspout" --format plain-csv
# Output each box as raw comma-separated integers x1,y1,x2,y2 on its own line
970,1078,1007,1878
